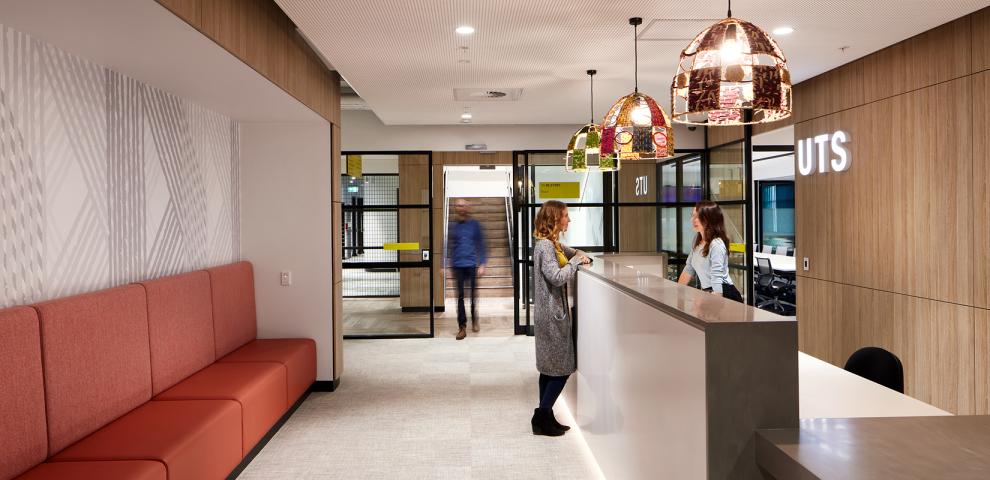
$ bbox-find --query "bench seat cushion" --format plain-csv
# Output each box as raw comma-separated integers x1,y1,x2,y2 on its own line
51,400,241,480
219,338,317,405
16,461,165,480
155,362,286,454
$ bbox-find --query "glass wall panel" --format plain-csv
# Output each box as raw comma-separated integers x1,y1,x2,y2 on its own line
661,207,677,252
679,207,695,255
709,143,745,201
343,267,432,336
681,157,703,203
760,182,795,248
661,163,677,203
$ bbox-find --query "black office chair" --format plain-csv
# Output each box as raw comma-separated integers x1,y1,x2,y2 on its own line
843,347,904,393
754,257,793,313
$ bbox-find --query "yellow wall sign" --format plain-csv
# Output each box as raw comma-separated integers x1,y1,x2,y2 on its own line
383,242,420,251
729,243,746,253
346,154,362,177
538,182,581,199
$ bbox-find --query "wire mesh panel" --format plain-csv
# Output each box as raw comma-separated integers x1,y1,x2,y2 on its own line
342,268,399,297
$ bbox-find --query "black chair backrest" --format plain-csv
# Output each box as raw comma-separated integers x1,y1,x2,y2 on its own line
843,347,904,393
756,256,774,275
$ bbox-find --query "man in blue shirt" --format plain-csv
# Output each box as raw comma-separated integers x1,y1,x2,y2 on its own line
448,199,487,340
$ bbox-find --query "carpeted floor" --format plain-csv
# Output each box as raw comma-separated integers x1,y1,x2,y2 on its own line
238,336,603,479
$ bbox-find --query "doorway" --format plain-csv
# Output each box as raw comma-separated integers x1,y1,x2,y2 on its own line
437,165,515,337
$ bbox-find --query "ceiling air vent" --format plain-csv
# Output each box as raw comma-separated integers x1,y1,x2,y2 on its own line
453,88,522,102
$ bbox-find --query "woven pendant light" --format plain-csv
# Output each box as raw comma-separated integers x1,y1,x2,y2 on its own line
601,17,675,161
566,70,617,172
671,0,792,125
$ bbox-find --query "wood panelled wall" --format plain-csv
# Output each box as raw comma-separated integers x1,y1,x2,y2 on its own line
156,0,340,124
159,0,343,379
795,7,989,414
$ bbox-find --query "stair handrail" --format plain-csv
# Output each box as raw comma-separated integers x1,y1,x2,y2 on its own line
504,189,513,273
442,172,450,288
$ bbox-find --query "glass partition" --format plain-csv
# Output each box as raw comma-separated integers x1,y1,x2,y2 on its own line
341,153,434,338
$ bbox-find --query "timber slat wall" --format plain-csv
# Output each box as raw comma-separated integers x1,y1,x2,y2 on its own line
795,7,989,414
156,0,340,124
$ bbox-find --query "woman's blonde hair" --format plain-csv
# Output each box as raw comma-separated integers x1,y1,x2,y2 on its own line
533,200,568,248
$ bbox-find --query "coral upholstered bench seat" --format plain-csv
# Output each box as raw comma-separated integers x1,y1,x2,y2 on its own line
0,260,318,480
49,400,242,479
207,262,317,405
16,461,166,480
219,339,317,406
154,362,287,454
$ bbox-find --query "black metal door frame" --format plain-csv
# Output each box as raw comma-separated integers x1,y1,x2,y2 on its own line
341,150,435,339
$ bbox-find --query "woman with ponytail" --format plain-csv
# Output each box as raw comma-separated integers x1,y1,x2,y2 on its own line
530,200,590,436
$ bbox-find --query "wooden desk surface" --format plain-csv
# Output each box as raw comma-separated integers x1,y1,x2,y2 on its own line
757,416,990,479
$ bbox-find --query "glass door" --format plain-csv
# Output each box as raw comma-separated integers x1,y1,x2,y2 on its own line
512,151,611,335
341,152,434,338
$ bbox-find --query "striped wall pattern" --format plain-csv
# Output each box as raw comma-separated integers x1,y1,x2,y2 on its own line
0,24,239,308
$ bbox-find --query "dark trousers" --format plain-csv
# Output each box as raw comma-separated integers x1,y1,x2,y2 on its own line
538,374,569,409
454,266,477,328
719,284,744,303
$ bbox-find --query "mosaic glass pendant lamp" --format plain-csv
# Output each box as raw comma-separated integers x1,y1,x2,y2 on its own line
601,17,675,162
565,70,616,172
671,0,792,125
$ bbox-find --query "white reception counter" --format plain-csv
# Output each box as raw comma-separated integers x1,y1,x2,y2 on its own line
568,254,798,480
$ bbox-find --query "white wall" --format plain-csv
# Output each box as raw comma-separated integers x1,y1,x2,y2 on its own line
240,122,334,380
341,110,706,151
444,168,512,198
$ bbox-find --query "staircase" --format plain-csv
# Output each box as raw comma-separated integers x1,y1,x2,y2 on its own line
445,197,514,298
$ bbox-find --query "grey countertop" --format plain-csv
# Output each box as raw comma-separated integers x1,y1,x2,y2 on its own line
578,253,793,331
756,416,990,479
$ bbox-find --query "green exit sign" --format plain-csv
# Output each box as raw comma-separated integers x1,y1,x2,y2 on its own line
347,186,359,193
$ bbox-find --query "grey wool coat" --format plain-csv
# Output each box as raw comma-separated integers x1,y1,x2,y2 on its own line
533,238,585,376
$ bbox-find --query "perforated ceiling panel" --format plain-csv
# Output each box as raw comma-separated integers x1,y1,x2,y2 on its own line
276,0,987,125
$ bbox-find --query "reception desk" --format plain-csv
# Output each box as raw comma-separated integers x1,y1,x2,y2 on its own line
569,254,798,480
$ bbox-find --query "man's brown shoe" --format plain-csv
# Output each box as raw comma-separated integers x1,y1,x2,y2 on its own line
456,327,466,340
472,319,480,333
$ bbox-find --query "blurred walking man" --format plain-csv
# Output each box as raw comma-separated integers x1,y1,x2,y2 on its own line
448,199,487,340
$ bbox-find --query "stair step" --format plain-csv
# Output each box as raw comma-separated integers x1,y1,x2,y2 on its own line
445,275,513,288
446,266,512,277
446,287,514,298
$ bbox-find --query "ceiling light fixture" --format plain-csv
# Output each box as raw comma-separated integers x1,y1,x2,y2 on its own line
565,70,615,172
671,0,792,126
601,17,675,163
772,26,794,35
461,112,473,119
455,26,475,35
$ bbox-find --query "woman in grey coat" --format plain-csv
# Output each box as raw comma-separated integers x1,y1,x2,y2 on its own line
530,200,590,436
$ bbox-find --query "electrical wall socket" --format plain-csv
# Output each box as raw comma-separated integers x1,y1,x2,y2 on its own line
280,271,292,286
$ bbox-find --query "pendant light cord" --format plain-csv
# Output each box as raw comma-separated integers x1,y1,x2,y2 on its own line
727,0,732,17
590,73,594,123
633,23,639,93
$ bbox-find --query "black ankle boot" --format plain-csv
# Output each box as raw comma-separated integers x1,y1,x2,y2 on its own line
547,410,571,431
531,408,565,436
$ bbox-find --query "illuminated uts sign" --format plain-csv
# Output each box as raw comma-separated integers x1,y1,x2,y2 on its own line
797,131,850,176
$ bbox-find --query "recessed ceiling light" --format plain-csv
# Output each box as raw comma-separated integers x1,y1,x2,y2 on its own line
772,26,794,35
455,26,475,35
461,112,473,120
461,118,472,124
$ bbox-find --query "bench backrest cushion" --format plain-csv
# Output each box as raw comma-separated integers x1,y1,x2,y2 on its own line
35,285,152,455
206,262,257,357
0,307,47,480
141,271,216,395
